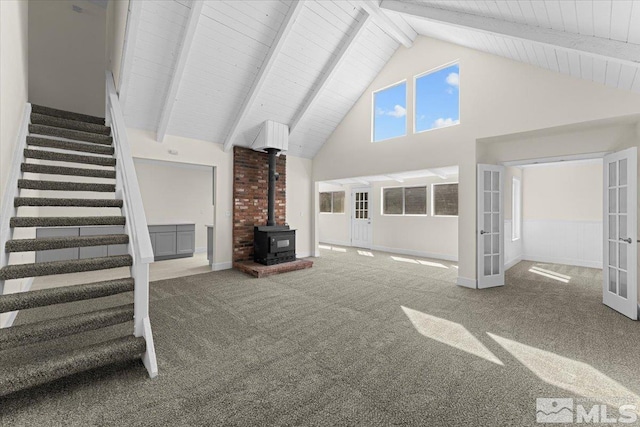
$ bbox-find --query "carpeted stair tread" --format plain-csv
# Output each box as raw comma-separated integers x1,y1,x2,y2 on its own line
24,149,116,167
14,197,123,208
29,124,112,146
27,136,114,155
18,179,115,193
0,255,133,280
0,304,134,349
31,104,105,125
31,113,111,136
0,335,145,397
10,216,125,228
6,234,129,252
0,278,134,313
21,163,116,179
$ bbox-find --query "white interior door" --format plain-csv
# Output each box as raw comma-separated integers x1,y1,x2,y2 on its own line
477,164,505,289
603,148,638,320
351,188,372,249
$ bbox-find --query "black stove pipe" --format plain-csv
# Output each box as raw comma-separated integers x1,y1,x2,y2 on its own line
266,148,279,226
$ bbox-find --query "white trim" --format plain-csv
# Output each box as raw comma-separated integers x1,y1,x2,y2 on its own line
117,0,142,108
523,255,602,270
502,152,608,167
319,239,352,247
1,277,35,329
504,256,523,271
290,11,370,134
296,251,312,259
212,261,232,271
413,61,460,135
223,1,305,151
380,0,640,67
372,245,458,262
195,247,206,254
371,79,408,143
456,276,477,288
156,0,204,142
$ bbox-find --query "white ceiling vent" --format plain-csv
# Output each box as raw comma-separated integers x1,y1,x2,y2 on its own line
251,121,289,153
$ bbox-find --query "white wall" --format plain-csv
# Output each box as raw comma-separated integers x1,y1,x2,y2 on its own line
0,0,30,327
504,167,523,269
313,35,640,285
106,0,129,89
286,156,313,258
520,161,603,268
319,176,459,261
133,158,213,253
29,0,106,117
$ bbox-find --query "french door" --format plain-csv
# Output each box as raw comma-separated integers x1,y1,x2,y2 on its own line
477,164,505,289
603,148,638,320
351,188,372,249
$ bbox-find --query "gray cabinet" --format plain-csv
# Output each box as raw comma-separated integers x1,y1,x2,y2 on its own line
36,226,127,263
148,224,195,261
79,226,126,259
36,228,80,263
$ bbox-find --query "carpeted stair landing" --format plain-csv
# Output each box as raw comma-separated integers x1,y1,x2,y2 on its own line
0,104,147,397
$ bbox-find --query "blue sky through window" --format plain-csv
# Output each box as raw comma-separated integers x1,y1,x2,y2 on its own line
415,63,460,132
373,82,406,142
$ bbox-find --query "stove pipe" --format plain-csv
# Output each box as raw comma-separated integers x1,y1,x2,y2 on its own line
266,147,279,226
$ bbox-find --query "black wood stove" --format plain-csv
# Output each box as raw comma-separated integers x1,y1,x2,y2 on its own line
254,148,296,265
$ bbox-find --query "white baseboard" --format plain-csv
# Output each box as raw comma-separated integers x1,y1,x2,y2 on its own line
504,256,523,270
1,277,34,328
456,276,477,289
319,239,351,247
296,251,312,259
371,245,458,262
522,255,602,269
212,261,232,271
195,247,206,254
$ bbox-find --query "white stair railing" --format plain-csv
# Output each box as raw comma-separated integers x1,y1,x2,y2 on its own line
0,103,33,328
106,71,158,378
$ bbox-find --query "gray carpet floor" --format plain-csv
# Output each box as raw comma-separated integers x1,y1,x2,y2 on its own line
1,248,639,426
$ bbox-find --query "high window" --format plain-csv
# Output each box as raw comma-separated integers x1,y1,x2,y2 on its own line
415,63,460,133
320,191,345,213
431,183,458,216
512,177,521,241
373,81,407,142
382,186,427,215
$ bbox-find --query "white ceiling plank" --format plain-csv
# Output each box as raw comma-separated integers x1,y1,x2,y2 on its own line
592,58,607,84
156,1,204,142
427,169,447,179
385,174,404,183
517,1,539,27
618,65,638,91
358,0,416,48
222,0,305,152
592,1,612,39
380,0,640,67
567,50,581,78
543,1,564,32
610,0,633,42
575,0,594,36
604,61,622,89
556,49,569,75
580,55,593,81
118,0,143,109
543,45,559,72
289,11,371,134
558,0,578,34
530,0,551,28
629,2,640,44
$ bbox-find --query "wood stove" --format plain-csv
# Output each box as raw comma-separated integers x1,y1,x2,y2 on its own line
253,147,296,265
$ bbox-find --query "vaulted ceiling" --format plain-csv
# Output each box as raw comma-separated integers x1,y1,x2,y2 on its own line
119,1,640,159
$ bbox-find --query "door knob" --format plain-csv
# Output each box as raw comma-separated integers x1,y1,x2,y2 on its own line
619,237,633,244
480,230,487,235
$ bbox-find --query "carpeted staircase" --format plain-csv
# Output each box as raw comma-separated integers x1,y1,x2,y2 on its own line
0,105,148,397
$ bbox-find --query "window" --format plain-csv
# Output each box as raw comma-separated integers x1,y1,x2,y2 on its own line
382,186,427,215
512,177,521,241
319,191,345,213
373,81,407,142
432,183,458,216
415,63,460,133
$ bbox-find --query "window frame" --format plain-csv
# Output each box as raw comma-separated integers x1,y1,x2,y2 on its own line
512,177,521,241
430,182,459,217
319,191,345,214
413,61,460,135
371,79,408,143
381,185,428,217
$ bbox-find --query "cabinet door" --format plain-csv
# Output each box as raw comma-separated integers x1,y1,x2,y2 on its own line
177,231,195,254
154,232,177,256
149,232,156,255
36,228,80,262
